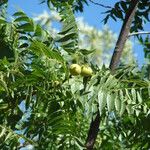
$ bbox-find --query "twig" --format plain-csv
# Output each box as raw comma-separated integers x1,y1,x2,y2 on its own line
128,31,150,37
89,0,112,9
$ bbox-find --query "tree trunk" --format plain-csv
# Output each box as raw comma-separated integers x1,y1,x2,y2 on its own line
85,0,139,149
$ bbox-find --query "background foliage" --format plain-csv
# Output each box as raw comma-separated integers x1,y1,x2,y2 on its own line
34,9,135,66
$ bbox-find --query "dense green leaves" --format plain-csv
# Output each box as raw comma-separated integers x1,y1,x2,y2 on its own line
85,67,150,117
0,1,150,149
30,40,64,62
56,4,79,54
40,0,88,12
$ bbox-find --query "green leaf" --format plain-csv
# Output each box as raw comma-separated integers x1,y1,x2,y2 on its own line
19,35,28,40
74,137,85,149
99,75,108,86
106,93,114,112
13,11,26,17
25,86,32,109
14,16,30,22
17,23,34,32
79,49,94,55
126,104,134,115
56,33,77,42
103,74,114,89
0,103,8,110
131,88,136,104
0,128,6,138
58,26,74,35
61,41,75,48
0,18,6,24
120,1,127,12
0,79,8,93
110,14,117,21
137,91,142,103
120,101,126,116
114,93,121,112
118,90,126,115
34,24,42,36
98,90,107,114
19,43,29,48
5,132,13,142
135,109,140,116
30,41,64,62
125,89,132,104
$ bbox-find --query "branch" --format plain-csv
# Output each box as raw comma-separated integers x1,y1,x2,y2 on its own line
85,0,139,149
85,111,100,149
89,0,112,9
128,31,150,37
109,0,139,71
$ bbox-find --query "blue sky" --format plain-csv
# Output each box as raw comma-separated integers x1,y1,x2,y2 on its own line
7,0,149,66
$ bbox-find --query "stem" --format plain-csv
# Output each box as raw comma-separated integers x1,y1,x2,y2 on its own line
128,31,150,37
89,0,112,8
85,0,139,149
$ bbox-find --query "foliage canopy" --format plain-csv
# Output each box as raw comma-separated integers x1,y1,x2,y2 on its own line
0,1,150,149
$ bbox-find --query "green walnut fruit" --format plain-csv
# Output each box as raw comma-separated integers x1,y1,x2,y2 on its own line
69,64,81,76
53,80,60,86
81,65,93,77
